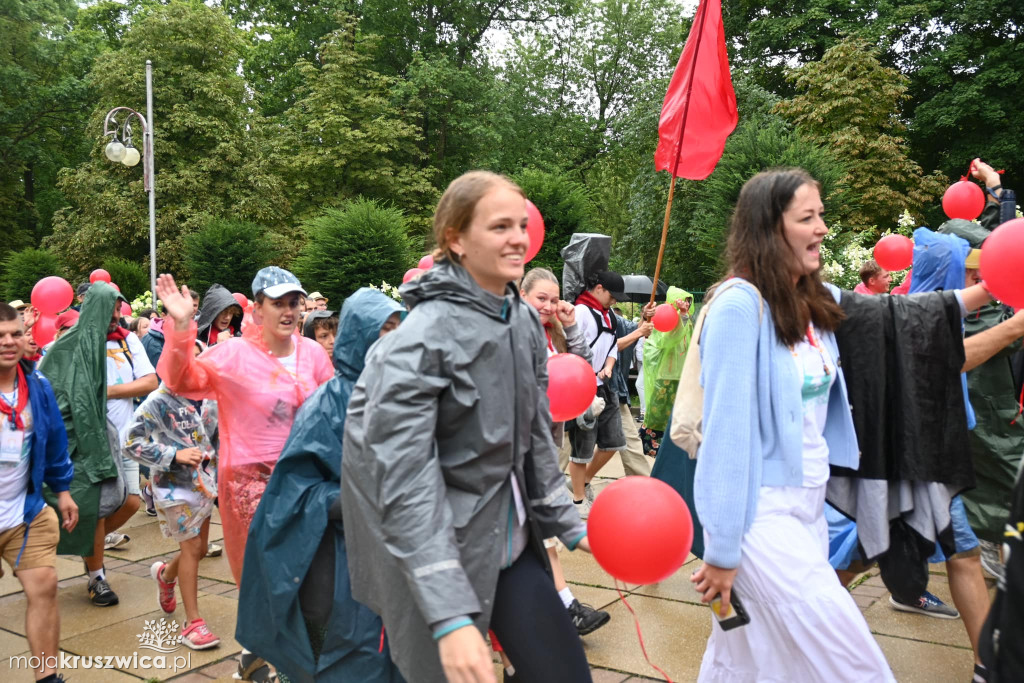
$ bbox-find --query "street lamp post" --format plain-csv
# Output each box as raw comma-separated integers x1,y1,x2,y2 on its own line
102,60,156,299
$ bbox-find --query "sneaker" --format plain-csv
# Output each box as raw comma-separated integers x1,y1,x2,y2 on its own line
565,481,595,504
88,576,119,606
979,539,1004,582
206,542,223,558
103,531,130,550
234,650,274,681
181,617,221,650
574,497,592,520
567,598,611,635
889,591,959,619
141,484,157,516
150,561,177,613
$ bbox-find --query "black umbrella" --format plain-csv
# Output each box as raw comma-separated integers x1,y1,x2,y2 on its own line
620,274,668,303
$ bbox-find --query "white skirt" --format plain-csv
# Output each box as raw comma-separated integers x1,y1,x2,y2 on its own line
698,484,895,683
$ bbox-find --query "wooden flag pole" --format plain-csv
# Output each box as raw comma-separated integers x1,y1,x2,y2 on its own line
649,0,711,306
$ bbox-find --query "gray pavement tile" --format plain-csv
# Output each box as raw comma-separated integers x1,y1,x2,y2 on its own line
0,627,29,660
102,522,181,563
876,633,973,682
852,583,889,598
195,657,238,678
862,575,973,649
0,556,84,597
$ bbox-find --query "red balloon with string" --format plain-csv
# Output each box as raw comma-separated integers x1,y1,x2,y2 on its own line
873,234,914,272
547,353,596,421
942,177,985,221
31,313,58,347
30,276,74,315
89,269,111,284
652,304,679,332
588,476,694,584
525,200,545,264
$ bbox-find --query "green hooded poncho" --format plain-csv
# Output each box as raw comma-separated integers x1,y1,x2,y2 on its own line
39,282,122,556
643,286,694,431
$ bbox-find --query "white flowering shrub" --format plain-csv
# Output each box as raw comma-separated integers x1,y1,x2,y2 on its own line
368,281,403,302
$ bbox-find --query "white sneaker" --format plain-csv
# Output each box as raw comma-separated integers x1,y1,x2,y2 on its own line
979,539,1004,582
103,532,130,550
574,498,592,520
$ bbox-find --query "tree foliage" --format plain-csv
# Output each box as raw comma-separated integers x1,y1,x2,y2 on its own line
100,256,149,302
775,37,947,233
183,219,286,298
512,168,597,276
1,248,64,301
291,199,414,308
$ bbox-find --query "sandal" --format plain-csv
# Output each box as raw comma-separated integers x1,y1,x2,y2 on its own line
233,650,278,682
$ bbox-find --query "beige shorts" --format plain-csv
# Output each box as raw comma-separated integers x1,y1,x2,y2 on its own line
0,506,59,578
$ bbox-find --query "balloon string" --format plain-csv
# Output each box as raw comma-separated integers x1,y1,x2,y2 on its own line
615,580,674,683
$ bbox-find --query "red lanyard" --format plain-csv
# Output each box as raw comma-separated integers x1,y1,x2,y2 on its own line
0,365,28,429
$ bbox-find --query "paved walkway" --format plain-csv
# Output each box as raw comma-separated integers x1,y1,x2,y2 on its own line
1,454,985,682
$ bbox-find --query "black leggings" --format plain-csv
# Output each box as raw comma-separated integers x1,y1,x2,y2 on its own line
489,548,592,682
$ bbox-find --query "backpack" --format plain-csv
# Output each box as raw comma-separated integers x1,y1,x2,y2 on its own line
669,279,763,458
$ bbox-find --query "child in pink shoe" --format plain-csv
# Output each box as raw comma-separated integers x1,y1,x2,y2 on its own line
123,342,221,650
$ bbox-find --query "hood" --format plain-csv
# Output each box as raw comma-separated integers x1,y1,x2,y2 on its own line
148,316,165,337
666,286,693,305
302,309,336,339
334,288,405,379
937,218,991,249
908,227,970,294
196,284,242,340
399,258,517,322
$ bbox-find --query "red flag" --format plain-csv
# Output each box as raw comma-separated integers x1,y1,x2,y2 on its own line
654,0,737,180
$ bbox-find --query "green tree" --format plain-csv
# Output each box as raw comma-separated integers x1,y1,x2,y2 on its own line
276,16,437,229
775,37,947,233
291,198,414,308
100,256,149,302
512,168,598,276
0,0,98,260
183,219,285,297
47,1,290,277
1,248,63,301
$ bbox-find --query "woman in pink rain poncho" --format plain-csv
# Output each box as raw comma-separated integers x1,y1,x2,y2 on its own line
155,268,333,586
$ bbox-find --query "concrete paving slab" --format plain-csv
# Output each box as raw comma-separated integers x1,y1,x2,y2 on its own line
195,553,235,585
580,591,711,681
558,543,621,590
2,649,142,681
876,633,973,682
862,575,973,649
0,572,164,639
628,556,705,605
59,596,242,679
102,521,181,563
0,556,85,597
0,627,29,661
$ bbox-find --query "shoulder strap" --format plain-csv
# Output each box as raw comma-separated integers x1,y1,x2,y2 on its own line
118,339,134,370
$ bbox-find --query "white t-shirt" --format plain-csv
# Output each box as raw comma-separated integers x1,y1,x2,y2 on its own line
791,326,836,488
0,390,33,533
278,350,297,378
106,332,156,445
574,304,618,386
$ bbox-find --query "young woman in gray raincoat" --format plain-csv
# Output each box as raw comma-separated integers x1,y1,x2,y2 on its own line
341,171,593,683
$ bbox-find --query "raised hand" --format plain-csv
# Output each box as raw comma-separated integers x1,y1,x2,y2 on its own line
555,300,576,326
155,274,193,330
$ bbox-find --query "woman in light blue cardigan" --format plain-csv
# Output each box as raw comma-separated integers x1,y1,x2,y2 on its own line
689,168,895,681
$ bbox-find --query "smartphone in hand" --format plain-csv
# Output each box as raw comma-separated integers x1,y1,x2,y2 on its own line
711,590,751,631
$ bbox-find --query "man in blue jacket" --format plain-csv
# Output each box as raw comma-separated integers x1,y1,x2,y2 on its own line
0,301,77,683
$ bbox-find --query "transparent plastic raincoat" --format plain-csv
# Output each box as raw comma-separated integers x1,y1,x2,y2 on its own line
157,319,333,584
643,286,694,430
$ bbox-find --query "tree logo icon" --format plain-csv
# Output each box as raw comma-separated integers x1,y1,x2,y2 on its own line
136,618,183,652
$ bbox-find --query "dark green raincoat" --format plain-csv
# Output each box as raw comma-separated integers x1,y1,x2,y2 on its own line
39,283,122,556
237,288,405,683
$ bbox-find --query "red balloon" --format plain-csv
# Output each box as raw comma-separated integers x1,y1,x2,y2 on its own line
524,200,545,264
942,178,985,221
418,254,434,270
588,477,694,584
403,267,425,284
546,353,597,422
232,292,248,309
31,313,57,347
652,303,679,332
120,302,132,317
89,268,111,284
980,218,1024,308
30,276,74,316
873,234,914,272
110,283,120,292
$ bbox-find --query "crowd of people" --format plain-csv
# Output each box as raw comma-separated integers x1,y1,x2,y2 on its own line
0,162,1021,683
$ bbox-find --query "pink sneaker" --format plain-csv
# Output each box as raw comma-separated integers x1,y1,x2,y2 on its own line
181,618,220,650
150,561,177,613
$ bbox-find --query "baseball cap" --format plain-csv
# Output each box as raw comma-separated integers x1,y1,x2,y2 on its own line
252,266,306,299
55,310,80,331
9,300,26,310
76,282,91,297
965,249,981,269
307,291,328,302
595,270,626,299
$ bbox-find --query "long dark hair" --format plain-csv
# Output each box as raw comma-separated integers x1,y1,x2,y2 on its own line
725,168,844,347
